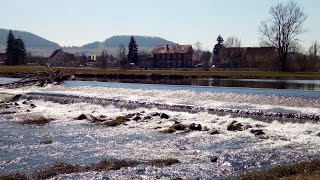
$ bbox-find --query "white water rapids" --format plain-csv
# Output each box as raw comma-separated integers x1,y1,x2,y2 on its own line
0,81,320,179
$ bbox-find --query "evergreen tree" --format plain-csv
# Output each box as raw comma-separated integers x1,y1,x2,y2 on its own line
16,38,27,65
5,30,16,65
213,35,224,56
127,36,138,65
5,30,27,65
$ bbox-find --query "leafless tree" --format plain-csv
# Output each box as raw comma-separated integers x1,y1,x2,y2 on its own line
200,51,212,68
98,50,109,69
117,44,127,68
259,1,307,71
224,36,241,47
308,41,320,57
193,41,203,62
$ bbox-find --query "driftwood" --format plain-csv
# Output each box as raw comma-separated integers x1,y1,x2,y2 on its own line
0,68,73,89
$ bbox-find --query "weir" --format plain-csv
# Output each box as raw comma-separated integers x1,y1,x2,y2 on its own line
18,92,320,122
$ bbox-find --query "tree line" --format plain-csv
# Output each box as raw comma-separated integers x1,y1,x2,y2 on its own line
192,1,319,71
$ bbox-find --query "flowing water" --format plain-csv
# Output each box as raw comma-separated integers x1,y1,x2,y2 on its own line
0,77,320,179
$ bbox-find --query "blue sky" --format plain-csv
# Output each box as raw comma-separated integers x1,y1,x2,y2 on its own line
1,0,319,50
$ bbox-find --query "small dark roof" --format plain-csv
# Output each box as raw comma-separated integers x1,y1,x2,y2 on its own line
152,45,193,54
246,47,276,56
219,47,246,59
48,49,75,60
48,49,62,59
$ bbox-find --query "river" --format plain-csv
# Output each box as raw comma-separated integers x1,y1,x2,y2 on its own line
0,77,319,179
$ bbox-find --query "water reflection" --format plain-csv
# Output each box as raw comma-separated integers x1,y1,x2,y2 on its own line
76,78,320,90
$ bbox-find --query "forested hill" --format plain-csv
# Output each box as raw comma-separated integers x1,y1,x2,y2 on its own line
82,35,177,49
0,29,60,49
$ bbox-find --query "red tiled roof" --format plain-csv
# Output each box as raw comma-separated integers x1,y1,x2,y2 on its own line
152,45,193,54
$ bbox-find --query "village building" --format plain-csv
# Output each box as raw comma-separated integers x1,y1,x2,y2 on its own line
215,47,277,68
0,53,7,65
47,49,76,67
151,45,194,68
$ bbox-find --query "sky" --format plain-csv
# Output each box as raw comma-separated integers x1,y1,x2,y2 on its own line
1,0,319,50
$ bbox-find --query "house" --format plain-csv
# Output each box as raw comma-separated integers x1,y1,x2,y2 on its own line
47,49,75,67
152,45,194,68
0,53,6,65
215,47,276,68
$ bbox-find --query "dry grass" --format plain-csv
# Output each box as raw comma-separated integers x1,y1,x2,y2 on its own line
102,116,128,127
32,158,180,179
39,140,54,145
33,163,81,180
148,158,180,166
0,111,16,115
0,173,27,180
160,127,177,134
18,115,54,125
1,66,319,80
90,160,140,171
238,161,320,180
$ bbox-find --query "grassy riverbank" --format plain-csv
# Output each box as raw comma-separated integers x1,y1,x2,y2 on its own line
0,66,320,80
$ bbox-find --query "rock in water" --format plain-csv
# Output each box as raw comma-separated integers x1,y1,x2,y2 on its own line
76,114,88,120
208,129,220,135
227,121,251,131
210,156,218,163
250,129,265,136
188,123,202,131
160,113,170,119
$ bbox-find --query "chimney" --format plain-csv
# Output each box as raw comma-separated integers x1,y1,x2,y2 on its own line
166,44,169,51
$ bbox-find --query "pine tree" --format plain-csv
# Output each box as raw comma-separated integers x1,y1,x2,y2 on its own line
5,30,16,65
5,30,26,65
127,36,138,65
213,35,224,56
16,38,27,65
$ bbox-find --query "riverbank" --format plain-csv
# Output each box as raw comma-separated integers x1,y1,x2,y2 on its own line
0,66,320,80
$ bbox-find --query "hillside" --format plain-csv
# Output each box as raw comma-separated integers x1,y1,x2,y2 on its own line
103,35,177,48
0,29,60,49
81,35,176,49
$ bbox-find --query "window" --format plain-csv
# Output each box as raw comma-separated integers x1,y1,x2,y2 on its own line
167,54,170,59
178,54,181,59
162,54,165,59
173,54,176,59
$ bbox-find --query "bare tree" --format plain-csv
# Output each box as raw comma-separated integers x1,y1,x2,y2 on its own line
224,36,241,47
308,41,320,57
117,44,127,68
98,50,109,69
259,1,307,71
200,51,212,68
193,41,203,62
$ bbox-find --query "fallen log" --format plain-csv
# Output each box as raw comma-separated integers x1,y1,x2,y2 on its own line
0,68,73,89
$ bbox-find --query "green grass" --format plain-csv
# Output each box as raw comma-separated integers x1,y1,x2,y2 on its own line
0,66,319,80
238,161,320,180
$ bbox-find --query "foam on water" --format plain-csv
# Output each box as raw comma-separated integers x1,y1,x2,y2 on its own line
1,98,320,178
0,82,320,178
